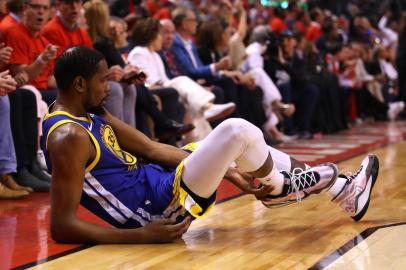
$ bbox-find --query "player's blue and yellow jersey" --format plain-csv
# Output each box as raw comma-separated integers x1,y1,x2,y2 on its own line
41,111,215,229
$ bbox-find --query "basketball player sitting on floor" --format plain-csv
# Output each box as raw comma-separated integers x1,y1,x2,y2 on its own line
43,46,380,244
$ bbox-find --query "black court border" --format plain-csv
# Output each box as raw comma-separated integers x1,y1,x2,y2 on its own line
11,244,94,270
308,221,406,270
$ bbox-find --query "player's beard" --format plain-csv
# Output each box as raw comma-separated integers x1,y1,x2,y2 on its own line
86,96,107,116
88,105,106,116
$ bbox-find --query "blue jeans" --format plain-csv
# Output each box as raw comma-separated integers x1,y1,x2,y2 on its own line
105,81,137,127
0,96,17,174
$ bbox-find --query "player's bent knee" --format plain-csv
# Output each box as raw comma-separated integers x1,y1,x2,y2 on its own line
219,118,262,144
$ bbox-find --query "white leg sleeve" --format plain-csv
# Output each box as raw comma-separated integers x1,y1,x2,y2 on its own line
227,146,293,172
268,146,292,172
182,118,269,198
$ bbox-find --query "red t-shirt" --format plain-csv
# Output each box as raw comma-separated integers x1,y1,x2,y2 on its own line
153,8,171,20
295,21,307,35
4,23,54,89
0,14,19,34
270,17,287,33
42,16,93,57
306,22,321,42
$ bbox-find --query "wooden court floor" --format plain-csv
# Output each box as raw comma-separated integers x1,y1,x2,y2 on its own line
16,141,405,270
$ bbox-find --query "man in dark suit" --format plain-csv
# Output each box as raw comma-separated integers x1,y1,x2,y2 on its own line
169,7,267,128
159,18,225,105
170,8,230,81
170,7,241,112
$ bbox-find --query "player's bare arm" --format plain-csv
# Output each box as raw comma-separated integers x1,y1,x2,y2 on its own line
103,110,189,168
47,123,191,244
103,111,272,197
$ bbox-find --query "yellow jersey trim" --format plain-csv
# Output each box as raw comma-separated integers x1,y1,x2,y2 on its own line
44,111,91,122
170,142,215,218
181,142,197,152
45,120,101,172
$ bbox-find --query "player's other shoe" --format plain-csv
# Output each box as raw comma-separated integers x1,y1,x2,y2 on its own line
261,163,338,208
332,155,379,222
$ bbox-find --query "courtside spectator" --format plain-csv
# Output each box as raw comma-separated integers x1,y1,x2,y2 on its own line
42,0,93,57
0,70,33,198
0,0,23,33
3,0,58,105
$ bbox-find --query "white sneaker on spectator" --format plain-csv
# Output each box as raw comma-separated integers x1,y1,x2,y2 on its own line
387,102,405,121
203,102,236,122
37,150,48,171
278,134,298,143
396,101,405,116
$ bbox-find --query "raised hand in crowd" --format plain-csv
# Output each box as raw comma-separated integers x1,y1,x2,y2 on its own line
0,70,17,96
0,43,13,68
39,44,58,64
235,0,244,13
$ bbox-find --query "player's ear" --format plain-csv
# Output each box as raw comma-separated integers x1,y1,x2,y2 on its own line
73,76,85,93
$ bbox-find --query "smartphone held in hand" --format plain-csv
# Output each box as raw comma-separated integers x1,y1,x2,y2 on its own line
121,70,146,84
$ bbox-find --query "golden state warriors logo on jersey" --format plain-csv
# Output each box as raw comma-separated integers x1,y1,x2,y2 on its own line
100,125,137,170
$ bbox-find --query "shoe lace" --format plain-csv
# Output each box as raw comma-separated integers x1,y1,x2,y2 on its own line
344,165,363,182
288,167,318,202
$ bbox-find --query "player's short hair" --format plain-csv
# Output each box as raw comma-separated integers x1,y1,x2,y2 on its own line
54,46,105,92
